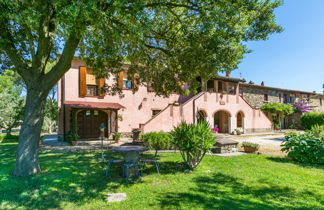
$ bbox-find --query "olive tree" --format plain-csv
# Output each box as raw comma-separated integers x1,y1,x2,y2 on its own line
0,0,282,176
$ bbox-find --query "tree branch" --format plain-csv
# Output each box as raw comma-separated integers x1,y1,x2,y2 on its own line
0,22,32,82
44,31,81,91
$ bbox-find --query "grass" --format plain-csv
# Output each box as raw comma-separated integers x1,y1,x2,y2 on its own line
0,134,19,141
0,141,323,209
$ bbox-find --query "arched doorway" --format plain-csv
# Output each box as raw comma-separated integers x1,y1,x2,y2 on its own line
236,111,244,128
77,110,108,139
213,110,231,133
197,110,207,122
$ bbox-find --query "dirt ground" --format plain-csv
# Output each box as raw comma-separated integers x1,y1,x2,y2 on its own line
222,133,287,157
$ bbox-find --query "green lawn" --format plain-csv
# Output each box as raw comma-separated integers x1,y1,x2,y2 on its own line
1,141,323,209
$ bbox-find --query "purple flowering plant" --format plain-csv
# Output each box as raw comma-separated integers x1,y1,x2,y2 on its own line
291,99,313,113
212,127,219,132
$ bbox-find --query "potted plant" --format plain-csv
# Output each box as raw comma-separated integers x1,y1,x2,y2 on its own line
113,132,122,143
67,131,78,146
242,141,260,153
212,127,219,134
235,127,244,135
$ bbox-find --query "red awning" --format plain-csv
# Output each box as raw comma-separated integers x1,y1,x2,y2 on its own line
64,101,125,110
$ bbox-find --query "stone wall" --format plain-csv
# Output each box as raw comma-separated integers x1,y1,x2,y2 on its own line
240,86,283,108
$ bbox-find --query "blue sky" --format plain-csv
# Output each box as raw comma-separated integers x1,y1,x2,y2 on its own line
223,0,324,94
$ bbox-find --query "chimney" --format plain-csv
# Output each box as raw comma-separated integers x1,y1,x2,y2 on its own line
261,81,265,86
226,72,230,78
249,81,254,84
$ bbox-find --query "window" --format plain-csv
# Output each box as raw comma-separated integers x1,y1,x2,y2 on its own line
320,98,322,106
85,111,91,116
264,94,268,102
283,94,288,103
86,69,99,96
86,85,98,96
279,93,282,103
207,80,215,91
227,83,236,94
218,81,224,92
122,72,133,89
94,110,99,116
152,110,161,117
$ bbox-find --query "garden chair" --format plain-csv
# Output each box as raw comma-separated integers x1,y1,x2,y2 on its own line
140,156,160,175
106,152,124,177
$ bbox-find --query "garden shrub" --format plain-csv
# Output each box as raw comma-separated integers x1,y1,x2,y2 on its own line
141,132,173,157
281,132,324,164
309,124,324,137
171,121,216,169
300,112,324,130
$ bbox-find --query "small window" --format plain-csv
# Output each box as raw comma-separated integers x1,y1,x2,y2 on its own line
94,110,99,116
85,111,91,116
264,94,268,102
86,85,98,96
122,72,133,89
207,80,215,91
152,110,161,117
320,98,322,106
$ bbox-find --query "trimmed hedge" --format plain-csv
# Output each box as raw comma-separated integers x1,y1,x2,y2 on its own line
300,112,324,130
141,132,173,156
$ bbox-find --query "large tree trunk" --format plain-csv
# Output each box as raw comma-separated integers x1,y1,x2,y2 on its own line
13,87,48,176
6,128,11,136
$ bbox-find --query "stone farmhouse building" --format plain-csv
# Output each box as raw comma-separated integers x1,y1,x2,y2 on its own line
57,59,324,139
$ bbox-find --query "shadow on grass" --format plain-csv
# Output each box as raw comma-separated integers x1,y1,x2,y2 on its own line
0,143,184,209
158,172,321,209
267,157,324,169
0,143,131,209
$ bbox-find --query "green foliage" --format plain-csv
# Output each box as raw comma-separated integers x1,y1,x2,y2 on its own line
0,0,283,176
261,103,294,128
141,132,173,156
242,142,260,149
42,86,59,134
300,112,324,130
308,124,324,138
0,134,19,141
261,103,294,116
113,132,122,139
0,70,24,135
171,121,215,169
1,141,323,209
281,132,324,164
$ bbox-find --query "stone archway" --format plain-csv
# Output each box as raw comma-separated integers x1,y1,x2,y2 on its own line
197,110,207,122
213,110,231,133
236,111,244,128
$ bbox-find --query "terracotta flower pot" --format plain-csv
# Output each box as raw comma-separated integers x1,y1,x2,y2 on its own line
236,131,241,135
115,139,120,143
243,146,258,153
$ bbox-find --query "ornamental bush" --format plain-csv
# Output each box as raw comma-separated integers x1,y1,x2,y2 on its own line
141,132,173,157
171,121,216,169
281,132,324,164
300,112,324,130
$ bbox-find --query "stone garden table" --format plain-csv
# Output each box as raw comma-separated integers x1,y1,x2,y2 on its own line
113,146,148,163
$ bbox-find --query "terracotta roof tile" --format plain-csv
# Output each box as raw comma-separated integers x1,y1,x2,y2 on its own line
64,101,125,109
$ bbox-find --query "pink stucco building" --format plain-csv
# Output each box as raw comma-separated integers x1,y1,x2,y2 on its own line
57,59,324,139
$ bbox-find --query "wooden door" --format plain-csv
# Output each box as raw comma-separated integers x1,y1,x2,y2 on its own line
77,110,108,139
